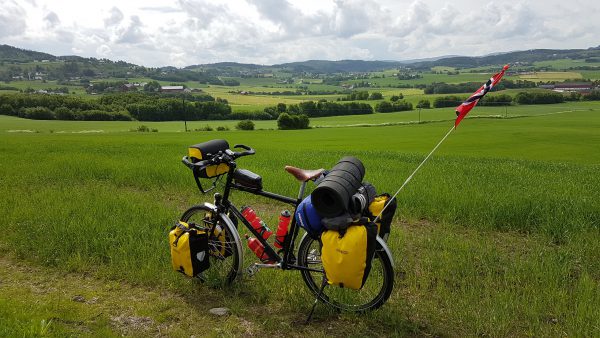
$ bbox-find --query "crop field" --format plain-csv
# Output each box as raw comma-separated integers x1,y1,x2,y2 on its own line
518,71,583,81
579,70,600,79
349,72,512,86
533,59,600,70
1,102,599,336
3,101,596,134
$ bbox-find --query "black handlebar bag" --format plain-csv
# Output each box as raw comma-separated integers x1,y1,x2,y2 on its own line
188,139,230,178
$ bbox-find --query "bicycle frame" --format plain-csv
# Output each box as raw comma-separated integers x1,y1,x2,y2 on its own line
211,160,322,273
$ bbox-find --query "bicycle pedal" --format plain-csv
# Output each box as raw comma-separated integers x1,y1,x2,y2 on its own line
246,264,260,277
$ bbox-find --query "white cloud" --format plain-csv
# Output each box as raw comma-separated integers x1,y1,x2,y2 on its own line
0,1,27,38
96,44,111,56
43,11,60,29
3,0,599,66
115,16,146,44
104,7,124,27
332,0,374,38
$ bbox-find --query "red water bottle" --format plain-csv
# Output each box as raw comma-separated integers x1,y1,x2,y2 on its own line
241,206,273,240
274,210,291,249
245,234,273,263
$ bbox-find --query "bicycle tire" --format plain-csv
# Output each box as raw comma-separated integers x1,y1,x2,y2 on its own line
297,233,394,312
180,204,243,286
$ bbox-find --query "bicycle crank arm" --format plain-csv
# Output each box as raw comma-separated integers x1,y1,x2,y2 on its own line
245,262,281,277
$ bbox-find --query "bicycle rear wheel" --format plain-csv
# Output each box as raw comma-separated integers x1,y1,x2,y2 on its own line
180,204,242,286
297,233,394,312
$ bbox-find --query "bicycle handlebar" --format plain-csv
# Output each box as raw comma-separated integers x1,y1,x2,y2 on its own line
181,144,255,170
231,144,255,158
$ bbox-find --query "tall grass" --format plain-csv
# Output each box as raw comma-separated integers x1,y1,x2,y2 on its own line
1,110,599,335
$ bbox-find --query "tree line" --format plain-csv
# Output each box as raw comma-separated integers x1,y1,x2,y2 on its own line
431,90,600,108
263,101,373,118
0,92,230,121
0,92,374,121
423,80,538,95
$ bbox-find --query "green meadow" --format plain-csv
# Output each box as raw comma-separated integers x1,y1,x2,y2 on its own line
1,102,599,336
2,101,596,132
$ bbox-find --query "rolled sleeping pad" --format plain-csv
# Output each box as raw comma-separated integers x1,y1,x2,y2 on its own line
330,156,365,182
320,171,363,190
311,156,366,217
312,180,356,217
349,182,377,215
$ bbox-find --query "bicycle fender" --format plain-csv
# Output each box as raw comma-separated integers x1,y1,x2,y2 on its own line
202,202,217,211
376,235,394,268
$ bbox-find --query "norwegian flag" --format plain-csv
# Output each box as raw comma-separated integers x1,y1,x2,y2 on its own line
455,64,510,127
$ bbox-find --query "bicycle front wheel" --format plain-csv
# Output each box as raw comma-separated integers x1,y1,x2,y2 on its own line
180,204,242,286
297,233,394,312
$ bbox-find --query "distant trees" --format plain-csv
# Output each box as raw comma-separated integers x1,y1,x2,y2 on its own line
277,113,310,130
514,92,564,104
369,92,383,100
479,94,513,106
221,79,240,86
19,107,55,120
236,120,255,130
416,99,430,109
76,110,132,121
582,90,600,101
339,91,384,101
263,101,373,118
86,81,127,94
126,100,231,121
424,82,481,95
54,106,75,120
0,103,14,115
390,94,403,102
143,81,161,92
0,92,230,121
339,90,370,101
424,80,537,95
276,103,287,113
375,100,413,113
433,96,466,108
0,92,101,112
397,72,422,80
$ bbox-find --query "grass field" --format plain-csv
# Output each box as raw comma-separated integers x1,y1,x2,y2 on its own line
518,71,583,81
4,65,598,116
533,59,600,70
2,101,596,133
1,103,599,336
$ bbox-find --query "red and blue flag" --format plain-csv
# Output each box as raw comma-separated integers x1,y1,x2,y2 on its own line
455,64,510,127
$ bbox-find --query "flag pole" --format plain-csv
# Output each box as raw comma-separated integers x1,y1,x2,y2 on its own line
373,64,509,224
373,125,455,223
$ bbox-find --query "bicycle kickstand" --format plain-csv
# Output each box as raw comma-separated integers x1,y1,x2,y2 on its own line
305,275,328,324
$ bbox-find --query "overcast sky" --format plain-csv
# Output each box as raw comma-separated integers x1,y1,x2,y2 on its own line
1,0,598,67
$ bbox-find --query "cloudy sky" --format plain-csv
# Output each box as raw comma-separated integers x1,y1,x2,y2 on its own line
1,0,598,67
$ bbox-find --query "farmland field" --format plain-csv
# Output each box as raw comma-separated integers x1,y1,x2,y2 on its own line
518,71,583,81
2,101,596,133
1,102,599,336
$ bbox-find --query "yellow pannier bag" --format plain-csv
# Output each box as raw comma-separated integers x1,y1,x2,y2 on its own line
367,194,397,242
188,139,230,178
321,222,377,290
169,221,210,277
